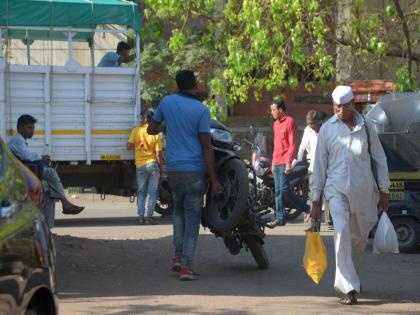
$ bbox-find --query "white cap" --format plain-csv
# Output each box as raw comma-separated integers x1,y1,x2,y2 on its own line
332,85,354,104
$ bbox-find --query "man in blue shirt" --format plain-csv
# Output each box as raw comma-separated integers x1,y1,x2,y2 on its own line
148,70,221,281
97,41,136,67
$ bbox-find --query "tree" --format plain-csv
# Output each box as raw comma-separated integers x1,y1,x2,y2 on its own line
140,0,420,116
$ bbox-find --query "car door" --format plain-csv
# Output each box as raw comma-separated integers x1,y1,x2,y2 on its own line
0,139,37,315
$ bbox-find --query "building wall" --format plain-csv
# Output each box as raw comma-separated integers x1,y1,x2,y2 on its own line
233,83,335,128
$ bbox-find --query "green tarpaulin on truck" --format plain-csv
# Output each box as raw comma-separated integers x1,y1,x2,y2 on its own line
0,0,141,41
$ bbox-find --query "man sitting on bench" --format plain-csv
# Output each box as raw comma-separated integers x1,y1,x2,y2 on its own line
8,114,84,215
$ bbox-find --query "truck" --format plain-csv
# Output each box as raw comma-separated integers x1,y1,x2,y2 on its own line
0,0,142,198
367,92,420,252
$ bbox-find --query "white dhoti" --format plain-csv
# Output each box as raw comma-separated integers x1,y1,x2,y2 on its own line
329,193,377,294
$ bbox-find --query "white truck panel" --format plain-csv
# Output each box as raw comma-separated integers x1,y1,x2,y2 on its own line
1,61,138,163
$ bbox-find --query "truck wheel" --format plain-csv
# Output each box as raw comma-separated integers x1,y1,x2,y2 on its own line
204,159,248,233
392,217,420,253
243,236,269,270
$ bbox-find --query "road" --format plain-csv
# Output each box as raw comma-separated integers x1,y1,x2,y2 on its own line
53,194,420,315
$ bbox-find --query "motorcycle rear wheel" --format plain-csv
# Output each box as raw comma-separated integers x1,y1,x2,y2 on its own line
243,235,269,270
205,158,249,233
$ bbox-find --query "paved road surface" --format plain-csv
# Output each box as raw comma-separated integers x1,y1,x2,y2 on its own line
53,194,420,315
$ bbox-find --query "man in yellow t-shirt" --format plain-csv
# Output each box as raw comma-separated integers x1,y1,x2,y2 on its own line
127,108,163,225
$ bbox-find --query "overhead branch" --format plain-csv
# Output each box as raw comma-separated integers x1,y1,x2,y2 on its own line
334,37,420,63
392,0,413,75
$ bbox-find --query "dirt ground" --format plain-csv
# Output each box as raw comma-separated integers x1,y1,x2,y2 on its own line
53,194,420,315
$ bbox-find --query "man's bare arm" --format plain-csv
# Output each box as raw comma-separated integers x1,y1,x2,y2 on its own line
199,134,222,194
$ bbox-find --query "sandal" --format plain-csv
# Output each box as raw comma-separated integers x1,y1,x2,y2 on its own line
340,290,357,305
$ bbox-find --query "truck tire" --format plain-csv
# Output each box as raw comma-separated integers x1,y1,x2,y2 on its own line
204,159,248,233
392,217,420,253
155,201,173,216
243,235,269,270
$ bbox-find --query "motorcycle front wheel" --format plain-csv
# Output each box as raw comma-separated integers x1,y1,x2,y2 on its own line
204,158,249,233
243,235,269,270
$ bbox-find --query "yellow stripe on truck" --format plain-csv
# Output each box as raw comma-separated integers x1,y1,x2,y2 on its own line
389,172,420,180
52,130,84,135
92,130,131,135
7,130,45,136
7,129,130,136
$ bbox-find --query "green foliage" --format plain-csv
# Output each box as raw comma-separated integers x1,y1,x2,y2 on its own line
395,67,417,92
140,0,419,115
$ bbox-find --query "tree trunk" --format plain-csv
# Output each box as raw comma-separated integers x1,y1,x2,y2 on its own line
336,0,353,82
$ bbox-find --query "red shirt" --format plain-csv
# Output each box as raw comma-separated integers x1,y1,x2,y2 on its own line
272,114,297,165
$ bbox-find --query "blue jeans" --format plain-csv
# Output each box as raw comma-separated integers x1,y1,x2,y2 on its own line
168,172,206,269
273,164,308,223
136,162,160,217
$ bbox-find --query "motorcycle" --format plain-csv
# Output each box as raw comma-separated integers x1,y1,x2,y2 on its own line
155,120,270,269
246,126,309,221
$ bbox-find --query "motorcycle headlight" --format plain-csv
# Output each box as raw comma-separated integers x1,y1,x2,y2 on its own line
210,128,233,144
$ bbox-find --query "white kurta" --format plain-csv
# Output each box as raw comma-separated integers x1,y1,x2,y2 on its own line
297,126,318,173
312,111,390,294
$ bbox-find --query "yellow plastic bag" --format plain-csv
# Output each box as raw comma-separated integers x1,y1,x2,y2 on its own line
303,230,328,284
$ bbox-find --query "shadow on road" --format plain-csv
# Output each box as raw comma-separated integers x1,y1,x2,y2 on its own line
54,230,420,307
54,216,174,227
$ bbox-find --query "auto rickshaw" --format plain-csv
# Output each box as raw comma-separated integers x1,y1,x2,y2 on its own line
367,92,420,252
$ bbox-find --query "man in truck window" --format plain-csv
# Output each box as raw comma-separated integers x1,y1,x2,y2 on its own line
97,41,136,67
8,114,85,215
127,108,163,225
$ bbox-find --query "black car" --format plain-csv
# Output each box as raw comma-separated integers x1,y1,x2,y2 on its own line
0,138,58,315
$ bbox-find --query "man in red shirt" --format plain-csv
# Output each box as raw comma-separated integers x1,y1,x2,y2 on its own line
268,100,309,227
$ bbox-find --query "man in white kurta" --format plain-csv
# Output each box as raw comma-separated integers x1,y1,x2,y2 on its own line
297,110,323,223
311,86,390,305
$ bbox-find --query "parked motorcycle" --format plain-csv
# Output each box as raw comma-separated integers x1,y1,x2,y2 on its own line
246,126,309,221
155,120,270,269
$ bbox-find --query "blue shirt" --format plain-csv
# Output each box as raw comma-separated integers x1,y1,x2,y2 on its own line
7,134,41,161
97,52,120,67
152,93,210,173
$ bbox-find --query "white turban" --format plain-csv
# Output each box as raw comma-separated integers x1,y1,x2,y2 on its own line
332,85,354,104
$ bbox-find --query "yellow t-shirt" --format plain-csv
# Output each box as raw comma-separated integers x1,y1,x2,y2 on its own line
128,124,162,168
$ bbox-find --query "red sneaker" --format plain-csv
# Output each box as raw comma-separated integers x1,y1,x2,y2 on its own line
169,257,181,272
179,268,200,281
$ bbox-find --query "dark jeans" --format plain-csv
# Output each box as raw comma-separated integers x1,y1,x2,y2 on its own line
168,172,206,268
273,164,309,222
